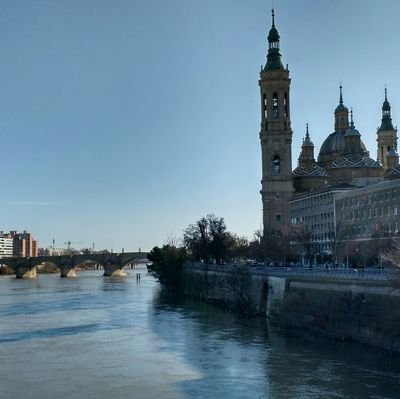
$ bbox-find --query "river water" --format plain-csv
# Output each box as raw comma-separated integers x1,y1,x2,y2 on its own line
1,268,399,399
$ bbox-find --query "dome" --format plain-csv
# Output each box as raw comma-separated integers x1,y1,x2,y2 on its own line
319,131,367,156
319,131,345,155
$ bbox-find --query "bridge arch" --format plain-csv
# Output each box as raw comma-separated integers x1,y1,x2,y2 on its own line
0,252,147,278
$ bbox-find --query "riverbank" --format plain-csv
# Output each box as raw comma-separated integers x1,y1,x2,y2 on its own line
183,263,400,353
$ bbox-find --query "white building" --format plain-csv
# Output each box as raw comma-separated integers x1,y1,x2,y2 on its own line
0,237,13,258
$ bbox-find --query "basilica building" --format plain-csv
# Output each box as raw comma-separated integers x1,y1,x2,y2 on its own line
259,11,400,261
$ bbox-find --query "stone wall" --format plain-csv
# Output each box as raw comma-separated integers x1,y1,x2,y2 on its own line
184,264,400,353
279,279,400,353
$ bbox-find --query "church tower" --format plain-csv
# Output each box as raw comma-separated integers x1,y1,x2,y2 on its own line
259,10,294,239
377,88,398,169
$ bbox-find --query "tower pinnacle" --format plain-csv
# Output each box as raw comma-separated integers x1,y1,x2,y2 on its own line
377,87,397,169
264,9,284,71
339,85,343,105
303,123,313,146
380,87,394,131
350,109,354,128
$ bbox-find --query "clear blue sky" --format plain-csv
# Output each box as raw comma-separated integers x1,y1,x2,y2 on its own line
1,0,399,252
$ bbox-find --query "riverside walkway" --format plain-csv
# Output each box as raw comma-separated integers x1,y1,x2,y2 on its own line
187,263,391,281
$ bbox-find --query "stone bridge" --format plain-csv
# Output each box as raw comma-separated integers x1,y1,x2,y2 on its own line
0,252,148,278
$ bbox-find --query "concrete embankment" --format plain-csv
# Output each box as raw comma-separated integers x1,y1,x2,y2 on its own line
183,263,400,353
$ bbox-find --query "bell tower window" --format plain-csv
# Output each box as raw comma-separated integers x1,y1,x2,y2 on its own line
272,93,279,118
263,94,267,119
273,155,281,174
284,93,288,117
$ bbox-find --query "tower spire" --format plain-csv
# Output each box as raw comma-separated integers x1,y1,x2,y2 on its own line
303,123,314,146
334,84,349,131
377,87,397,169
298,123,315,165
339,84,343,105
264,8,284,70
380,87,394,131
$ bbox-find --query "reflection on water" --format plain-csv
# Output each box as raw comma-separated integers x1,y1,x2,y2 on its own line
0,270,399,399
152,292,400,399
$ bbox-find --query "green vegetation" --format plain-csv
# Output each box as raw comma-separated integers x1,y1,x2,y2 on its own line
148,214,263,290
147,245,188,291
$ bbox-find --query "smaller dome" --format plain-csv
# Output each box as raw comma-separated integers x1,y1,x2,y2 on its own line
268,26,280,42
335,103,348,113
345,114,360,137
302,123,314,146
335,85,348,113
344,127,360,137
383,99,390,110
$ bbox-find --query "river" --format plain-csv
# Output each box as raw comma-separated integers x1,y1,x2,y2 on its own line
0,267,399,399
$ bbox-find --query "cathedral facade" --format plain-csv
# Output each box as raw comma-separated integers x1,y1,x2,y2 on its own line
259,11,400,256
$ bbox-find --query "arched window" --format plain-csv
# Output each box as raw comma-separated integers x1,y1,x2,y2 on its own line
272,93,279,118
284,93,288,117
263,94,267,119
273,155,281,174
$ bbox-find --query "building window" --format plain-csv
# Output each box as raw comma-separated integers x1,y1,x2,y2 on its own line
276,214,282,222
273,155,281,174
394,206,398,215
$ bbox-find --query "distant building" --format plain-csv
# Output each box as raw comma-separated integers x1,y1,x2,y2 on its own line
335,179,400,243
289,185,353,256
38,247,67,256
0,237,13,258
0,230,39,257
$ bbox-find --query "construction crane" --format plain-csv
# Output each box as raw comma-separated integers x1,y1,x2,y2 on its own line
64,241,84,250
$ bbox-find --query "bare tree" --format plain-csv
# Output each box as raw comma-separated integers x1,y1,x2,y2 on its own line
164,233,181,248
289,224,316,267
382,238,400,276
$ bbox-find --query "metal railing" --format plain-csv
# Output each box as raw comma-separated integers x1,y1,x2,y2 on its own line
186,262,391,281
